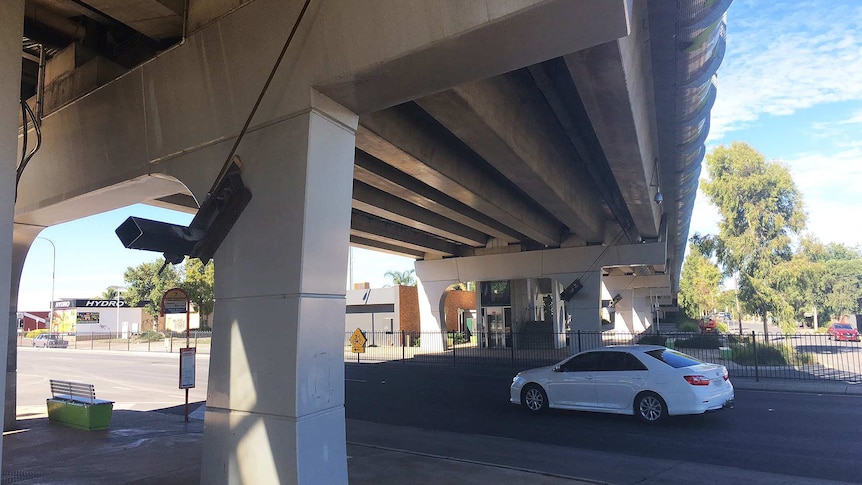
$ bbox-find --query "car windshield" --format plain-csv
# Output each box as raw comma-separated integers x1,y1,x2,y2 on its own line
645,349,703,368
834,324,853,330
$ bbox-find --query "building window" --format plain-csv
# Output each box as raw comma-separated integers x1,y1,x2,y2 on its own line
480,281,510,306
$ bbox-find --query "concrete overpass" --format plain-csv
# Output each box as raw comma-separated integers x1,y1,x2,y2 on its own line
1,0,731,483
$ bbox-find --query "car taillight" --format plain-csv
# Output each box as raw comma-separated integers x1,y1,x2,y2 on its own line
723,370,729,381
684,375,710,386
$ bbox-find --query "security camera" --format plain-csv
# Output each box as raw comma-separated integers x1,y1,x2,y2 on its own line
654,191,663,204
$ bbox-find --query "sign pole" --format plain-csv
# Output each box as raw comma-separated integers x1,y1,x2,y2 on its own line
185,298,190,422
163,287,195,423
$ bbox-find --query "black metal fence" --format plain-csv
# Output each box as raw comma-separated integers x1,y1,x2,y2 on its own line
19,331,213,354
344,329,862,383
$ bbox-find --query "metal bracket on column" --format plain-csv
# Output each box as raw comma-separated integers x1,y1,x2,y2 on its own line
115,156,253,270
560,279,583,302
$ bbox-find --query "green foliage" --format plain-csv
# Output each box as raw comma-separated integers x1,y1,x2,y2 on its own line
695,142,806,333
675,335,721,349
729,342,815,366
716,322,729,333
679,244,722,318
452,332,469,345
123,260,181,317
637,334,667,345
181,258,215,327
385,269,416,286
120,258,215,324
136,330,164,342
676,320,699,332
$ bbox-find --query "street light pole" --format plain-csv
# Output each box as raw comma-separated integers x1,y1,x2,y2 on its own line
109,285,127,339
35,237,55,332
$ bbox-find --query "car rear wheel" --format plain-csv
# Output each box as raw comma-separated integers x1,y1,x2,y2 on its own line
635,392,666,423
522,384,548,413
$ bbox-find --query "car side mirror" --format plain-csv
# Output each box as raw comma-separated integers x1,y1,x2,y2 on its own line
553,365,562,372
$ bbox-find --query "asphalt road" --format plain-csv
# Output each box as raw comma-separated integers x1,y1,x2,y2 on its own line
14,349,862,483
16,347,209,413
345,362,862,484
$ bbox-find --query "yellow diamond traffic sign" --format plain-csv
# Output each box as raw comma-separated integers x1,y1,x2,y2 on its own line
350,328,367,353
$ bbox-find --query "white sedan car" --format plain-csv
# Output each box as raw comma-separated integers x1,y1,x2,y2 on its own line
510,345,734,423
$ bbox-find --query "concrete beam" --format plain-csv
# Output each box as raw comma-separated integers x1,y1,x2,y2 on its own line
351,211,459,257
349,235,423,259
416,72,606,242
415,240,666,284
352,181,487,247
603,274,671,291
563,0,662,239
77,0,183,41
358,106,565,246
354,150,521,243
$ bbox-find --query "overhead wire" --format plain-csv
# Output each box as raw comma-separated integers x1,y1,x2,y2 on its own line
16,100,42,202
209,0,313,195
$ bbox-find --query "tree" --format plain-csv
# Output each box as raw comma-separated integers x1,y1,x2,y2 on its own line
678,244,722,319
100,287,122,300
384,269,415,286
695,142,806,334
181,258,215,329
123,260,181,318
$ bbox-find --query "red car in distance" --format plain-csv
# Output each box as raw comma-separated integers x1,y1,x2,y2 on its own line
699,316,718,333
827,323,860,342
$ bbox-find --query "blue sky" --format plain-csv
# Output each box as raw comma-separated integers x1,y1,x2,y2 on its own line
17,1,861,310
691,0,862,245
17,204,414,310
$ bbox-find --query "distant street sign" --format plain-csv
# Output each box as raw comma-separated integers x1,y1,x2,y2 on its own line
350,328,367,353
162,288,189,315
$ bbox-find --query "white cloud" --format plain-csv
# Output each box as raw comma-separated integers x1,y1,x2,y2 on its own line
708,1,862,141
782,147,862,247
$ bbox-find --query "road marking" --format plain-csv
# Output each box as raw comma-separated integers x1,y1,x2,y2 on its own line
345,379,366,383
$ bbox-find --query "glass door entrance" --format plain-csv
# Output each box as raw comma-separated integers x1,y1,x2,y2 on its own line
486,307,512,348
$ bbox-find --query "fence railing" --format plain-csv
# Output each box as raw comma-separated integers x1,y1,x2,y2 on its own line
19,331,213,354
21,328,862,383
344,329,862,383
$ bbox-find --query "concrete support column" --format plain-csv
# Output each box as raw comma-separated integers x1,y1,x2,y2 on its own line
559,271,602,352
5,225,41,430
201,95,357,485
553,280,565,349
416,277,455,351
1,0,25,443
631,291,652,333
610,289,634,333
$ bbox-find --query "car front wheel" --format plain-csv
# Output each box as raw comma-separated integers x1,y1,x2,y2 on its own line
635,392,666,423
522,384,548,413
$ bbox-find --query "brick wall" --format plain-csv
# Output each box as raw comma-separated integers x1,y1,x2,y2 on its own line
395,287,476,332
443,290,476,331
398,285,420,333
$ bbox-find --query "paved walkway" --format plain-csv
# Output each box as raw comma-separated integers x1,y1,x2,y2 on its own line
2,378,857,484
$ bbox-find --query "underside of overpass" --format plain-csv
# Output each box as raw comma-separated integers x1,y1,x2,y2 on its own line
3,0,730,483
13,0,729,286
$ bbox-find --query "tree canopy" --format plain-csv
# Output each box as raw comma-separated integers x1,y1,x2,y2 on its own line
119,258,215,326
182,257,215,329
384,269,415,286
678,244,722,318
686,142,862,332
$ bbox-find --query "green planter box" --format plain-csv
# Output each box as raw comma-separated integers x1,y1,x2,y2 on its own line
665,338,675,350
719,346,732,360
46,399,113,431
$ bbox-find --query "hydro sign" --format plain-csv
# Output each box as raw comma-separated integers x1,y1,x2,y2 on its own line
80,300,127,308
53,299,150,308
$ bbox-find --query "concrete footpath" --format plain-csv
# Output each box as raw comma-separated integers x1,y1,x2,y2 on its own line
2,379,857,484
